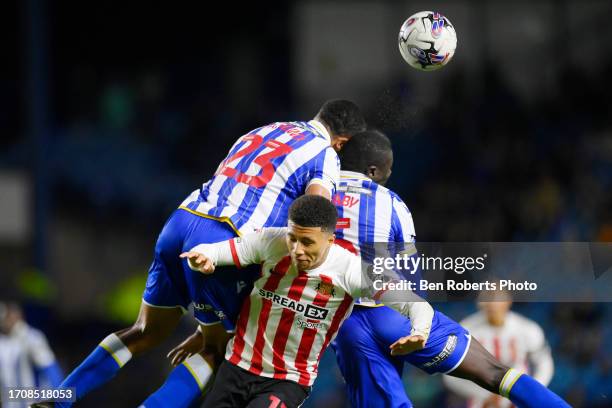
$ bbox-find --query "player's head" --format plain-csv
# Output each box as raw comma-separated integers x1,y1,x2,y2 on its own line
339,130,393,185
478,289,513,327
0,301,23,334
314,99,367,152
287,195,338,270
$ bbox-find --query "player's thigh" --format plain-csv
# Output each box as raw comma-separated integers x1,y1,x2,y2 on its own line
401,311,472,375
143,210,192,310
247,383,310,408
447,336,509,393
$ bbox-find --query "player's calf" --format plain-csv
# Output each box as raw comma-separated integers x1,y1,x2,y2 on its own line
55,303,182,407
451,337,570,408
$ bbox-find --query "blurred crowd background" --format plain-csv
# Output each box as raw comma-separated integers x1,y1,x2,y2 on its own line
1,1,611,407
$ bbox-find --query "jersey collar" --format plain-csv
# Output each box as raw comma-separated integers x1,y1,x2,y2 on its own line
340,170,372,181
308,120,331,144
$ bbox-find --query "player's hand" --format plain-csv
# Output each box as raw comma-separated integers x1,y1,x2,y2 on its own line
482,394,503,408
167,330,205,366
180,251,215,274
389,335,426,356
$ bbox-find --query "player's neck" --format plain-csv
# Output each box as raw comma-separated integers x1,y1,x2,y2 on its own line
487,318,506,327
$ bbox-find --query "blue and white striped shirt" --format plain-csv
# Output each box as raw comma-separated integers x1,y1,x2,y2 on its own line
180,120,340,233
333,170,416,305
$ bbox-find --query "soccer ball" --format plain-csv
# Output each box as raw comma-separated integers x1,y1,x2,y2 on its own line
398,11,457,71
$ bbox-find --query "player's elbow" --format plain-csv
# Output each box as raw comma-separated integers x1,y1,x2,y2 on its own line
305,183,331,199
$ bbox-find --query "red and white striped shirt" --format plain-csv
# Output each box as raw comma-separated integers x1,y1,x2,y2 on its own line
193,228,362,386
191,228,432,386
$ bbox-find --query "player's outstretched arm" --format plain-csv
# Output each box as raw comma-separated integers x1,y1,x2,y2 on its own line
180,228,281,274
384,299,434,355
389,334,427,356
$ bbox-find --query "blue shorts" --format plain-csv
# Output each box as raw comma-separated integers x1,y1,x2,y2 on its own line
332,306,471,408
142,208,260,331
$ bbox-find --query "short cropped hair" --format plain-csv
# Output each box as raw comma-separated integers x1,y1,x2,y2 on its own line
316,99,367,138
288,195,338,233
338,130,392,172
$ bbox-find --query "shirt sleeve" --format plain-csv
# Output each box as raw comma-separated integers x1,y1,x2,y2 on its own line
305,147,340,196
189,228,286,269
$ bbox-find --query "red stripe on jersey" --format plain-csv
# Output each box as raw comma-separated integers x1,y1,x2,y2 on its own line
229,239,242,268
493,336,501,360
249,257,292,374
334,238,358,255
272,256,292,277
228,296,251,365
271,273,310,379
510,337,517,363
318,293,354,364
294,275,335,386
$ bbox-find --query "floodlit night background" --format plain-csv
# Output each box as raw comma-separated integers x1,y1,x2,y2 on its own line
1,1,611,406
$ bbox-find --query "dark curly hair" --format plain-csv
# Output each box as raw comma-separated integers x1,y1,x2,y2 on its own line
288,195,338,233
316,99,367,138
338,130,392,173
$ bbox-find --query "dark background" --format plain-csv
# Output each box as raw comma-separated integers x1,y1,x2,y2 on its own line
1,1,611,406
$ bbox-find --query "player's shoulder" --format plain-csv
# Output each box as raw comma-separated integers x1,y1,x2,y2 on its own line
255,227,288,241
387,188,412,211
275,121,327,141
330,243,362,269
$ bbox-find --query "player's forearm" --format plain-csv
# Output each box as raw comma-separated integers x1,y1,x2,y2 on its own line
305,182,331,199
385,300,433,340
189,241,235,267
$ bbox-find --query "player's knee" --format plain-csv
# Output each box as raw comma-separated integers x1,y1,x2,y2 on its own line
483,363,511,393
116,322,168,354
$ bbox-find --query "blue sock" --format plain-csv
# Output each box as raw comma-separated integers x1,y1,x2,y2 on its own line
56,333,132,408
140,354,212,408
500,368,570,408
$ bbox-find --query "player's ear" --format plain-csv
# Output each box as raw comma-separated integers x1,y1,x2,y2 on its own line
328,232,336,244
331,135,350,152
366,165,378,179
